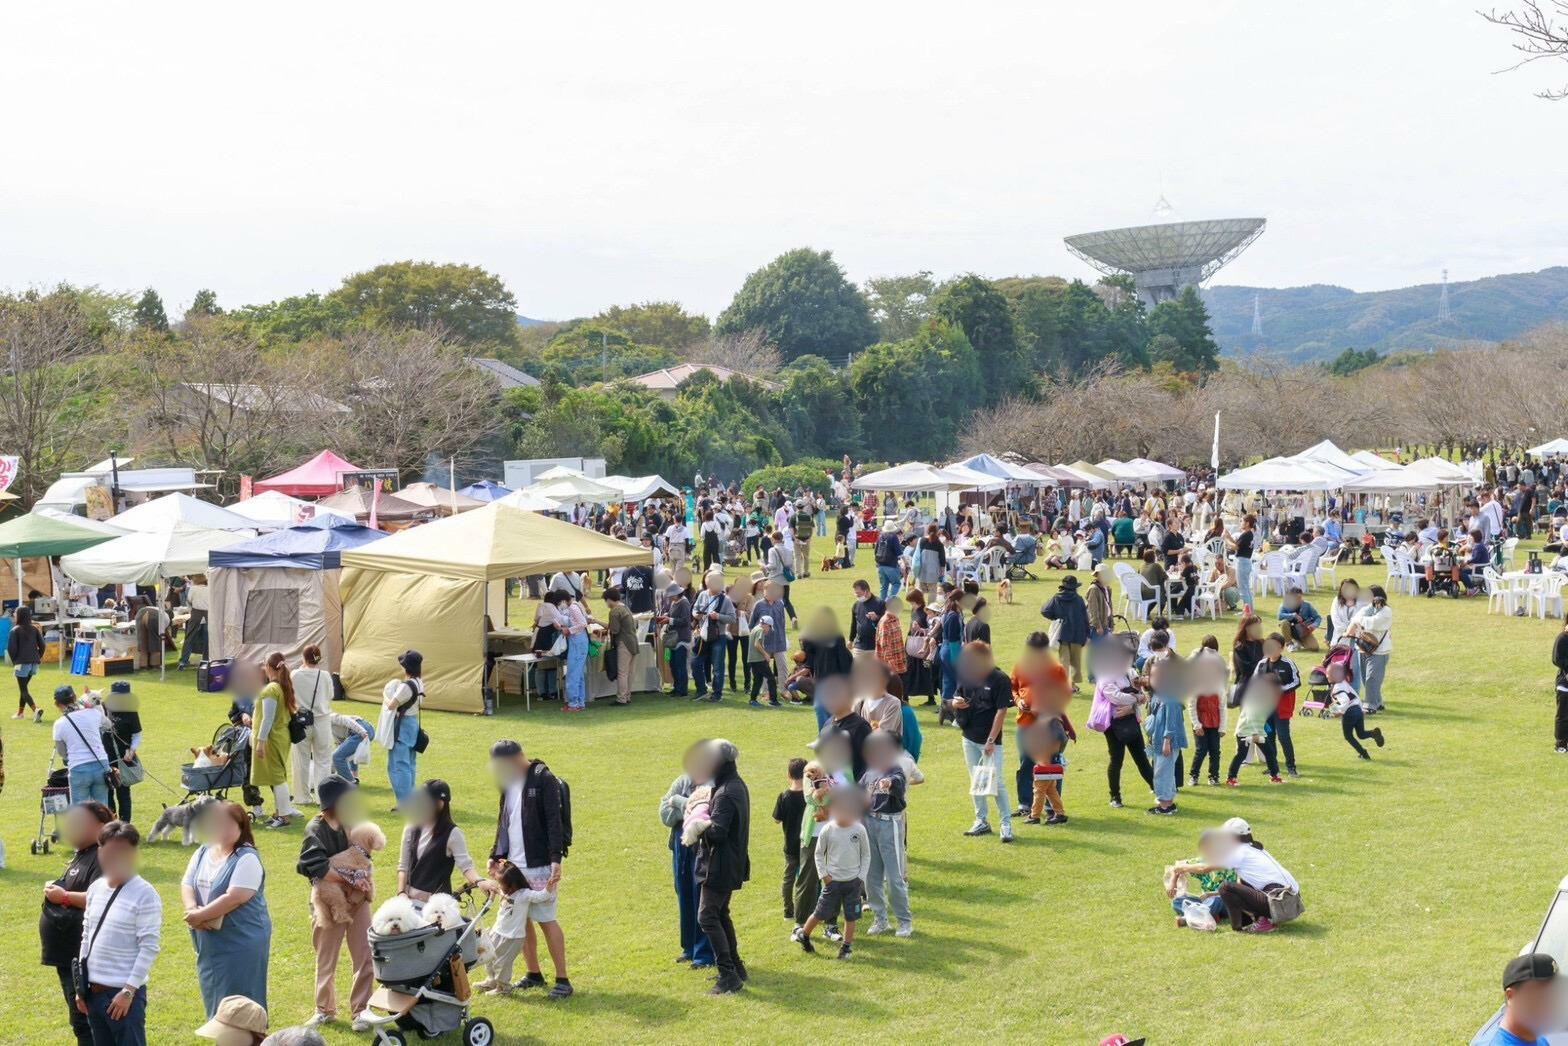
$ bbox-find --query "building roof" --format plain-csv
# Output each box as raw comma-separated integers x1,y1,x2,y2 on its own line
627,362,779,392
182,383,349,413
467,357,541,389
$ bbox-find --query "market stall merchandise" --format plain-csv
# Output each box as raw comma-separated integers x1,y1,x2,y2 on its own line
337,503,651,712
207,514,387,671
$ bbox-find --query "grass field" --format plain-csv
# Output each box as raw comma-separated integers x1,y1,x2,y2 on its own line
0,555,1562,1044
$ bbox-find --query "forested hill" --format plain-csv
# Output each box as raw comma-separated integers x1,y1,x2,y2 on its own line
1203,266,1568,362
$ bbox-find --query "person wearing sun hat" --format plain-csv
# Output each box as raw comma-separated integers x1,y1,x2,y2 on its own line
195,995,268,1045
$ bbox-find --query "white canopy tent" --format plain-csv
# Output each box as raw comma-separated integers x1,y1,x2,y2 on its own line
524,473,622,504
1123,457,1186,482
492,488,566,513
1215,457,1346,492
1405,457,1476,487
937,463,1006,492
110,493,256,533
60,523,257,586
852,462,996,493
227,490,353,530
1095,459,1150,482
1052,463,1116,490
1350,450,1402,472
600,474,681,502
1341,467,1446,495
947,454,1041,484
1529,438,1568,457
1295,439,1369,476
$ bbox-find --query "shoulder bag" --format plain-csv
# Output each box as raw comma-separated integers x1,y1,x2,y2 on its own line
62,710,115,788
1266,886,1305,924
72,882,126,998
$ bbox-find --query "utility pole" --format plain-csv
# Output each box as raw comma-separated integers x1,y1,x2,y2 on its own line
602,330,609,384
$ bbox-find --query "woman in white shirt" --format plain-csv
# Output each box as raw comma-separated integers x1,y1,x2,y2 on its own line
290,645,336,806
1346,585,1393,714
180,800,271,1017
1327,578,1366,646
1184,821,1300,934
53,691,112,805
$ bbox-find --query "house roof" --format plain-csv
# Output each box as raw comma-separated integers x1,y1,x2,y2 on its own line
466,357,541,389
627,362,779,392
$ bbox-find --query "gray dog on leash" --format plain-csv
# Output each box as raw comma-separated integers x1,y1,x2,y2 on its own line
147,795,218,845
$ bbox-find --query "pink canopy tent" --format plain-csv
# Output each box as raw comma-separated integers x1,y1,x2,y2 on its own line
253,450,364,498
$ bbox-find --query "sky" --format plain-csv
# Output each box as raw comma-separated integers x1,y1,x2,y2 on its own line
2,1,1564,320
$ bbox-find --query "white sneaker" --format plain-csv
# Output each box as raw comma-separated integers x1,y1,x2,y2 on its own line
895,923,914,938
864,919,890,936
350,1012,374,1032
303,1013,333,1028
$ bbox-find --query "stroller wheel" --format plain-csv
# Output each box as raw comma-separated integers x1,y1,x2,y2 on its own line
378,1031,408,1046
30,840,39,855
462,1019,494,1046
42,839,51,854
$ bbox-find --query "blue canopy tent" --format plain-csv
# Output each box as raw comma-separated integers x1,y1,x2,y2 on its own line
207,515,388,670
456,480,513,502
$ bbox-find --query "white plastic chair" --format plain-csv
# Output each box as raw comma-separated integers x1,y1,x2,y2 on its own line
981,546,1007,582
1483,566,1521,616
1118,573,1157,621
1532,572,1567,619
1205,537,1228,561
1312,548,1340,590
1260,551,1289,597
1502,537,1521,570
1192,576,1222,620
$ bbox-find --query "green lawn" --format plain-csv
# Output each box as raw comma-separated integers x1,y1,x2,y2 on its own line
0,557,1560,1044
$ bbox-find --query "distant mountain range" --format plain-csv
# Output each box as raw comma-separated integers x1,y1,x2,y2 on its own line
516,315,551,328
1203,266,1568,362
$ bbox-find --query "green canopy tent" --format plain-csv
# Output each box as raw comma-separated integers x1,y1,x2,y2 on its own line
0,511,118,604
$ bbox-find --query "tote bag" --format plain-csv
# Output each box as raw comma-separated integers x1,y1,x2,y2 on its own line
1085,686,1115,733
375,679,402,750
968,761,998,797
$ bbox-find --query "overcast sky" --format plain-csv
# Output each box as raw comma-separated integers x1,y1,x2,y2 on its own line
2,1,1562,319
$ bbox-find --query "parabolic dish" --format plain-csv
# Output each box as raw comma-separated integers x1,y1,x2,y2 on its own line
1064,218,1266,280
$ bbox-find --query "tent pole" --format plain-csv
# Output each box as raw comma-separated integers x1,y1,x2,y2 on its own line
15,557,21,606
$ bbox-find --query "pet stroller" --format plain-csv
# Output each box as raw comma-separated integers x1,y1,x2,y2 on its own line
178,721,254,804
32,754,72,855
364,885,496,1045
1303,643,1357,717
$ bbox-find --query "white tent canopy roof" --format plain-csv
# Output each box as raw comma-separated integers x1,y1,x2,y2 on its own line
600,474,681,502
1215,457,1345,491
1350,450,1402,472
226,490,353,530
947,453,1041,484
1405,457,1476,486
1052,464,1116,490
1294,439,1369,475
1529,438,1568,457
524,473,622,504
1341,466,1446,495
110,493,257,533
61,523,256,585
492,488,565,513
1124,457,1186,481
853,462,997,493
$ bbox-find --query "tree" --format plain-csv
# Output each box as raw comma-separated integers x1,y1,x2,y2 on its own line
329,261,519,345
1147,286,1220,375
1484,1,1568,98
534,324,677,384
332,327,501,480
681,328,782,376
134,288,169,332
513,383,678,476
715,248,877,363
850,320,981,460
932,274,1026,401
594,301,710,350
186,288,222,318
227,293,353,345
775,355,863,459
0,293,112,502
1324,346,1382,376
864,272,937,341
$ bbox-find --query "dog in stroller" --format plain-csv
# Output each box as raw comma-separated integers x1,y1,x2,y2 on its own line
364,884,497,1045
148,719,259,837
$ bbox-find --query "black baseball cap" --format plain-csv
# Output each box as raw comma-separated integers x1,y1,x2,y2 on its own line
1504,952,1559,990
490,739,522,759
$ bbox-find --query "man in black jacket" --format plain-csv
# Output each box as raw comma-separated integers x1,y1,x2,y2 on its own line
487,739,572,998
694,739,750,995
848,580,884,662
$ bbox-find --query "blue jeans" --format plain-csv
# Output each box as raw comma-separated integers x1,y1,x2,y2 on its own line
960,737,1012,830
331,719,374,781
693,636,726,700
1171,893,1227,919
69,763,111,807
565,632,589,709
669,644,689,696
816,510,827,537
1151,748,1178,803
939,642,961,702
673,843,713,964
864,814,910,925
1236,557,1254,606
877,565,902,601
86,984,147,1045
387,742,416,803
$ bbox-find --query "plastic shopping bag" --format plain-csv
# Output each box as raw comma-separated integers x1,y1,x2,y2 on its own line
969,762,998,797
351,738,372,766
1182,900,1218,932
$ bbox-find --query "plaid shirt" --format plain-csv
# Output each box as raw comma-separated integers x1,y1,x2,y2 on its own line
875,612,907,674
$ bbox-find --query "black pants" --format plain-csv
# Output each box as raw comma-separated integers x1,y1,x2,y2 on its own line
749,656,777,702
745,534,761,563
697,885,740,982
727,634,751,691
1190,727,1223,781
904,660,935,703
1270,714,1296,772
1105,714,1154,803
56,963,91,1045
179,609,208,665
703,541,722,573
107,782,133,823
781,584,796,622
1218,879,1284,930
1557,689,1568,748
1342,705,1379,757
1227,734,1280,779
781,852,800,918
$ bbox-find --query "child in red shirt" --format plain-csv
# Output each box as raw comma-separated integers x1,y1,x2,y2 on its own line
1187,635,1229,787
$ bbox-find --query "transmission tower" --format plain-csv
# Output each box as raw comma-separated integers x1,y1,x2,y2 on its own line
1438,268,1451,323
1251,293,1263,337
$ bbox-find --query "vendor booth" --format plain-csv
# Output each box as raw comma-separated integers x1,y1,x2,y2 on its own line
207,515,388,672
337,504,652,713
109,493,256,533
226,490,352,530
0,510,120,605
456,480,512,502
399,482,486,514
253,449,363,498
316,486,430,525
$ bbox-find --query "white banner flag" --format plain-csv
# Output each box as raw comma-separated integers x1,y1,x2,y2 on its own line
1211,413,1221,470
0,456,19,493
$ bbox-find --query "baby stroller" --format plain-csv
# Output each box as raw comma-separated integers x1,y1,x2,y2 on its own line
364,884,496,1045
32,754,72,855
178,721,254,805
1304,643,1356,717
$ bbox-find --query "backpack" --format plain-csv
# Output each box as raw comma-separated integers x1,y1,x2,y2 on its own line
531,761,573,859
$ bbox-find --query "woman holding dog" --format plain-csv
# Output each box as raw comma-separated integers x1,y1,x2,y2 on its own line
297,775,374,1031
181,800,272,1017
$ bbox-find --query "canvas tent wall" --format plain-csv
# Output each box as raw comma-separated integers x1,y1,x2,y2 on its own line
207,516,387,671
337,503,651,713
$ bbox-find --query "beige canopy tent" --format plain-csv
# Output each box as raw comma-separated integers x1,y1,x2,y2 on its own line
337,503,652,713
398,482,487,515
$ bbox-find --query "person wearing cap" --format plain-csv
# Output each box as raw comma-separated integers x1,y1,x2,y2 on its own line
195,994,267,1046
691,738,750,994
1479,953,1561,1045
182,800,272,1017
384,650,424,804
486,739,572,998
42,800,115,1046
296,775,374,1030
52,685,112,806
1181,819,1300,934
1040,575,1090,691
873,519,904,601
100,680,142,823
395,779,493,902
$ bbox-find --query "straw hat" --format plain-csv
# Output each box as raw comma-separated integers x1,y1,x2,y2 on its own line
196,996,268,1044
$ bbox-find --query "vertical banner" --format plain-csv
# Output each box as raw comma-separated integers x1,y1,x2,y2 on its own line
369,478,382,530
1211,412,1221,470
238,474,253,501
0,456,18,494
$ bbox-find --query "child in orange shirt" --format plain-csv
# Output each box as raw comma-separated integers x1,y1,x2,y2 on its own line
1010,631,1075,817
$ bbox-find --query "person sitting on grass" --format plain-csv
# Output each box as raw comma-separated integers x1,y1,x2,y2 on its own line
1165,827,1238,928
790,787,870,960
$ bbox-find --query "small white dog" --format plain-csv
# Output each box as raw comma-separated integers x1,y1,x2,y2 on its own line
422,892,464,931
473,925,496,966
370,895,422,936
